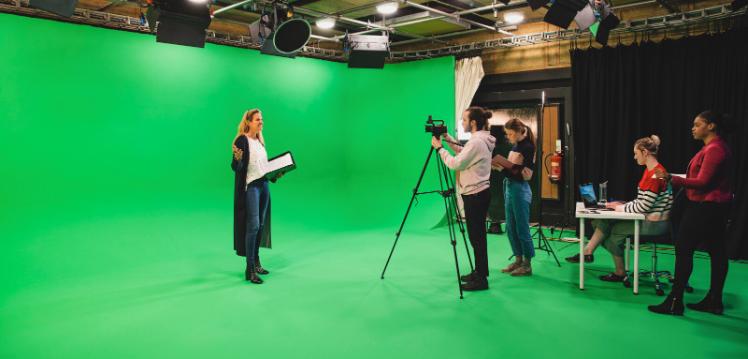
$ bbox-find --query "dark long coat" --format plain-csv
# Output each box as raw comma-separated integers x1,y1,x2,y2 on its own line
231,135,271,256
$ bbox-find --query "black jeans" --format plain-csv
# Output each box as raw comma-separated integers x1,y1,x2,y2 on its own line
672,199,730,299
462,188,491,278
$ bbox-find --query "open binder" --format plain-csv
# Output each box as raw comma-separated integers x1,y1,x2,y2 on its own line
491,153,520,171
265,151,296,180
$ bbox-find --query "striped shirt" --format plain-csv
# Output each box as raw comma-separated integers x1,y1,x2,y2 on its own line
623,163,673,222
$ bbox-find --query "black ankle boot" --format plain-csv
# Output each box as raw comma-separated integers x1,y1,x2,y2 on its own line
648,294,684,316
460,277,488,291
460,271,477,282
255,258,269,275
245,266,263,284
687,291,724,315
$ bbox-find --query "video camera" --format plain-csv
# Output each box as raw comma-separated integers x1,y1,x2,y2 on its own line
425,116,447,137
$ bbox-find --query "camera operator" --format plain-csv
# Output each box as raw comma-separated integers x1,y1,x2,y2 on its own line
431,107,496,291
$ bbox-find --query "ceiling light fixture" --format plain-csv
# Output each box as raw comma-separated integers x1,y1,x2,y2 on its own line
376,2,398,15
316,17,336,29
503,12,524,25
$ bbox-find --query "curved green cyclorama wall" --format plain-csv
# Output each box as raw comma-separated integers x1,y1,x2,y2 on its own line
0,13,455,234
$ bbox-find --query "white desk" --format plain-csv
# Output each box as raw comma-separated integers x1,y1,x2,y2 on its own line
575,202,645,294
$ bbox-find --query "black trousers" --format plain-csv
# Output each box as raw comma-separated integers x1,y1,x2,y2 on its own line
672,199,730,299
462,188,491,278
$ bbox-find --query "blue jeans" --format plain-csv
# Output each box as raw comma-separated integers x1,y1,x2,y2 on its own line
245,179,270,267
504,178,534,258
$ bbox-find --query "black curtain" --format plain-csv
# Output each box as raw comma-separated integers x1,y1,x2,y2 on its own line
571,27,748,259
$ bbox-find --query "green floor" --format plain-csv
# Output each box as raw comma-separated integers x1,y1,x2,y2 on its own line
1,192,747,359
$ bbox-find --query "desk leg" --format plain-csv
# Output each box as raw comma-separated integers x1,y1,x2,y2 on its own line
579,217,585,290
634,220,640,295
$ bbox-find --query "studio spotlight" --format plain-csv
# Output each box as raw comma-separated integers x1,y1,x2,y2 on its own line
541,0,619,45
376,2,399,15
249,4,311,58
345,33,390,69
148,0,212,48
582,0,620,45
574,3,597,31
591,11,620,46
544,0,588,29
268,19,311,55
29,0,79,18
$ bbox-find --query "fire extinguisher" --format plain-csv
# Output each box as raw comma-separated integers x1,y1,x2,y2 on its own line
549,151,563,183
545,140,563,183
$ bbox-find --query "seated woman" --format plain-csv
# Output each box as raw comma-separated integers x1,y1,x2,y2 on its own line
565,135,673,282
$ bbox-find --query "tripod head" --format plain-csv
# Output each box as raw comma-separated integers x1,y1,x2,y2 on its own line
425,115,448,138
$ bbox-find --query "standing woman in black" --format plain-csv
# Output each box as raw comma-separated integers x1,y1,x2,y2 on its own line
232,109,275,284
649,111,734,315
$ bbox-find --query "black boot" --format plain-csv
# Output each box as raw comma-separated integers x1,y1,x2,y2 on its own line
255,257,269,275
687,291,723,315
460,276,488,291
245,266,263,284
460,271,477,282
648,294,684,316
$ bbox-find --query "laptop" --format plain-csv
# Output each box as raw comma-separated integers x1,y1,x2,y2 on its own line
579,183,611,209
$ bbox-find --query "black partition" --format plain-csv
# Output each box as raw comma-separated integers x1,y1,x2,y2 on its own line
474,69,575,227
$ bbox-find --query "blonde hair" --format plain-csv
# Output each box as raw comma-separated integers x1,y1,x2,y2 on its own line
635,135,660,155
235,109,265,146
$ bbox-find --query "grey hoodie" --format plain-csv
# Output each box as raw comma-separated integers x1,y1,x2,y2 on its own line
438,130,496,195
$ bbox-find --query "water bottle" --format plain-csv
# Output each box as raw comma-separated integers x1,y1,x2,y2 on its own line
599,181,608,205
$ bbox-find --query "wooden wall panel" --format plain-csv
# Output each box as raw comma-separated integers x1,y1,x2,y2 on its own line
541,105,559,200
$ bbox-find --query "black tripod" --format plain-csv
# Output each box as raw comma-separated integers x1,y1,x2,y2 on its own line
531,102,560,266
380,145,474,299
531,157,562,267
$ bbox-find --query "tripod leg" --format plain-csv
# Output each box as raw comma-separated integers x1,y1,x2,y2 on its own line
533,223,561,267
437,159,464,299
542,233,561,267
455,197,474,272
381,148,435,279
441,161,474,272
446,198,464,299
449,215,464,300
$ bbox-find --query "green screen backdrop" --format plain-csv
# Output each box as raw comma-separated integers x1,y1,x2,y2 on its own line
0,13,461,358
0,13,455,233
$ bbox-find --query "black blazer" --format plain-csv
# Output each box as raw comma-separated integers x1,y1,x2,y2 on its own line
231,135,272,257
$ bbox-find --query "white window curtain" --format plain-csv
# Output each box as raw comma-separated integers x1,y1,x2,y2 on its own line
451,57,485,220
455,57,485,141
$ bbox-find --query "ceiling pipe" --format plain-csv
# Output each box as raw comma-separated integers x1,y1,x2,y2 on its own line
310,34,339,42
213,0,255,16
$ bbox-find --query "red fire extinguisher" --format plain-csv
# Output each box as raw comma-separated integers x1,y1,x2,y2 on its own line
545,140,563,183
549,151,563,183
